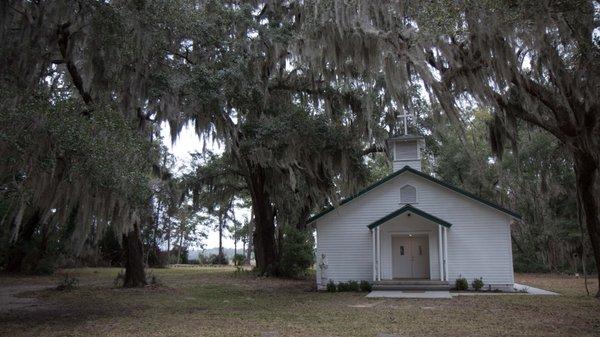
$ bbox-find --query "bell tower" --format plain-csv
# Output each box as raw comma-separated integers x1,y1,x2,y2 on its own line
389,111,424,172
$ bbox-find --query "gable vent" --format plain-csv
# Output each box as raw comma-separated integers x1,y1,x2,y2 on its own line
400,185,417,204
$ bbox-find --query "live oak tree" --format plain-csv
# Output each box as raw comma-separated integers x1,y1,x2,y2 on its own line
1,0,200,285
301,0,600,296
168,1,391,275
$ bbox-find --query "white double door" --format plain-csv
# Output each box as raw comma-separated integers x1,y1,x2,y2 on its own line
392,235,430,279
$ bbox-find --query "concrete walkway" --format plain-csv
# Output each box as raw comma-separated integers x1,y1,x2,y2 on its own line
513,283,559,295
367,283,558,299
366,290,452,299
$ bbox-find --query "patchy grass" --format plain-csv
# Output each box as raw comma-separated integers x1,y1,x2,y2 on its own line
1,268,599,337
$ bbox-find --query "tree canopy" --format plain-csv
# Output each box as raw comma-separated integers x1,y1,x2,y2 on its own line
1,0,598,295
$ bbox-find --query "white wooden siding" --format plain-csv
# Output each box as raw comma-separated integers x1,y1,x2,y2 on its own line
315,171,514,289
393,160,421,171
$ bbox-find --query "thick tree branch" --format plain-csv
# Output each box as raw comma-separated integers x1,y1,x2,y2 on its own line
361,143,386,156
493,92,566,143
56,22,93,110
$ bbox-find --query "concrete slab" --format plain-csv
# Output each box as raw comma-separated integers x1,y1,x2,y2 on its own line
366,290,452,299
513,283,559,295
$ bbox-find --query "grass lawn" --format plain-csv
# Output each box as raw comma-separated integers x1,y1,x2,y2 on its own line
1,267,599,337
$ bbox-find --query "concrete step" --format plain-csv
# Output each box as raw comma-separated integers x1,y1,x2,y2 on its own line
373,284,451,291
373,280,450,291
375,279,449,285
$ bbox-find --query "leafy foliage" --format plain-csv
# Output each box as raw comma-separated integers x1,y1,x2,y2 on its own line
278,226,315,278
455,277,469,291
232,254,246,267
472,278,484,291
360,281,373,292
336,281,361,292
424,109,591,273
326,280,337,292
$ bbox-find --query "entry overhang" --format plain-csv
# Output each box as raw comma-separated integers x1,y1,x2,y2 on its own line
367,204,453,230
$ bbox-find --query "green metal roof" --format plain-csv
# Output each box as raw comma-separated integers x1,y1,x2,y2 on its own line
367,204,453,229
307,166,521,224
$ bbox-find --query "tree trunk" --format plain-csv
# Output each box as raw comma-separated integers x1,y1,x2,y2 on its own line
166,219,171,262
245,208,254,266
247,165,278,275
218,213,224,257
177,227,183,264
296,206,310,230
122,222,146,287
573,150,600,297
5,210,41,273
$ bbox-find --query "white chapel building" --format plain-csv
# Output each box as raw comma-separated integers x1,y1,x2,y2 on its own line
309,135,519,291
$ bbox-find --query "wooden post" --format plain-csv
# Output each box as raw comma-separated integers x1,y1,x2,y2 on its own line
377,227,381,281
372,229,376,281
443,227,449,281
438,225,444,281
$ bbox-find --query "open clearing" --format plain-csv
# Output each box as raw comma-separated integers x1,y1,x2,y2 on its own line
0,267,599,337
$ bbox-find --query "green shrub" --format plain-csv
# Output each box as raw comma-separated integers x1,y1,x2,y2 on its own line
208,253,229,265
360,280,372,292
472,277,484,291
114,270,126,287
326,280,337,292
147,272,163,286
336,281,361,292
33,256,57,275
278,226,315,278
347,280,360,292
56,274,79,291
337,282,350,292
455,276,469,291
232,254,246,266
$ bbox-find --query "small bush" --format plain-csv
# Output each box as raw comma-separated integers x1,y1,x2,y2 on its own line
56,274,79,291
326,280,337,292
337,282,350,292
336,281,361,292
34,256,57,275
360,280,373,292
347,280,360,292
208,253,229,265
278,226,315,278
147,272,162,286
114,270,125,287
455,276,469,291
232,254,246,266
472,277,484,291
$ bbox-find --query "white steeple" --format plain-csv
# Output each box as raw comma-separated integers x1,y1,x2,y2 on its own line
389,135,425,171
389,111,424,171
